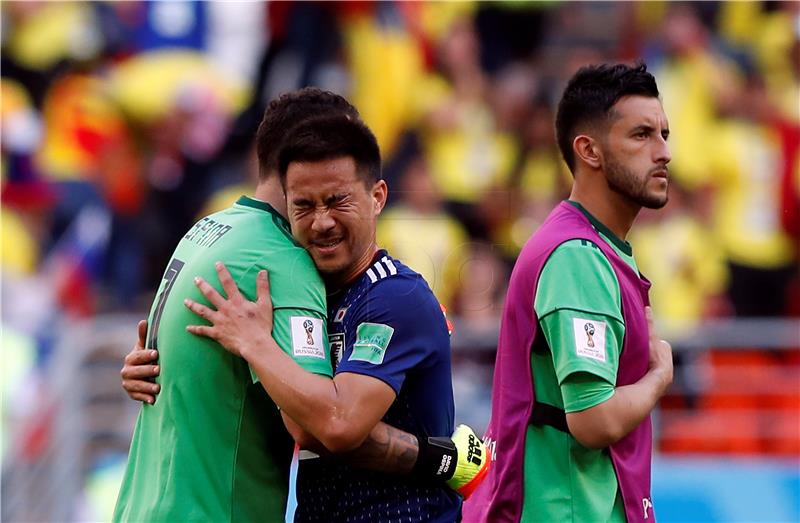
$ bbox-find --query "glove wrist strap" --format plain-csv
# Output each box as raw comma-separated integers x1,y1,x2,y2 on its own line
412,436,457,482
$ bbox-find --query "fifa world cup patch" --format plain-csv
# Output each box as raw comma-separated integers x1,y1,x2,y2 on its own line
290,316,326,359
572,317,607,362
349,322,394,364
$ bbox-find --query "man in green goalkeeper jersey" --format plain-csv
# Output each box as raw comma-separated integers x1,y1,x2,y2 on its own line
116,88,486,523
114,89,354,523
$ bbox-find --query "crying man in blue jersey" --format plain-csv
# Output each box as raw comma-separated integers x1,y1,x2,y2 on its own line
183,113,490,522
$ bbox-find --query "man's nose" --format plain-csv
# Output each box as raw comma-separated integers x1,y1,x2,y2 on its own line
311,209,335,233
655,135,671,165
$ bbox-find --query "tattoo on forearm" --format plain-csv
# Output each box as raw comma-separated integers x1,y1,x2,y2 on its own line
338,423,419,474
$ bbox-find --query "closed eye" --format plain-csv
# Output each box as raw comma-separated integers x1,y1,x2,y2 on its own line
292,198,314,209
324,194,348,206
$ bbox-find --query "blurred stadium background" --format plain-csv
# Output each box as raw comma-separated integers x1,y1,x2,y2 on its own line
1,1,798,522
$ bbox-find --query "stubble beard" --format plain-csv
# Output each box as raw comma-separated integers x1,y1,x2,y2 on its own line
604,153,669,210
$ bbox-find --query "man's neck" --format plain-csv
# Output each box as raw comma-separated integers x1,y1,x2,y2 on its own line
324,244,380,292
569,174,640,240
253,176,287,217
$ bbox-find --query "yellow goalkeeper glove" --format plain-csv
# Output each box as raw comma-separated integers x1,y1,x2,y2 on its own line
445,424,491,498
414,424,491,499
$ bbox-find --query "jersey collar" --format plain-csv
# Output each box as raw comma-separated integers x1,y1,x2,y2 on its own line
566,200,633,256
326,249,389,297
236,195,302,247
236,195,283,218
236,196,290,227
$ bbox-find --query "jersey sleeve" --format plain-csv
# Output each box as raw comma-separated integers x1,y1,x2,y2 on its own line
267,307,332,380
535,240,626,385
535,239,624,322
560,371,616,413
264,246,328,314
335,276,449,395
238,260,332,382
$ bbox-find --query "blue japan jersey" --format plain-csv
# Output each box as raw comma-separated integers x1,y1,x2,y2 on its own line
294,251,461,523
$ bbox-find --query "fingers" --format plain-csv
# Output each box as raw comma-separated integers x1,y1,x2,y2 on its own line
122,377,161,396
215,262,241,301
194,276,226,310
137,319,148,347
645,306,669,348
124,349,159,366
121,363,160,380
128,392,156,405
184,298,216,322
255,270,272,308
186,324,216,339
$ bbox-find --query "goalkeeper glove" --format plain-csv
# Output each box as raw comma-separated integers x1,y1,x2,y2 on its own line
413,424,491,499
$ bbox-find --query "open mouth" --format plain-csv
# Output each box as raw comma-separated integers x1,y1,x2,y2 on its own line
312,238,343,254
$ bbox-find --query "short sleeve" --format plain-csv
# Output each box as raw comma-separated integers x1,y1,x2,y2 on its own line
535,239,623,323
261,247,327,315
561,371,616,413
335,276,449,395
238,258,332,383
259,307,332,381
534,240,626,384
539,308,624,386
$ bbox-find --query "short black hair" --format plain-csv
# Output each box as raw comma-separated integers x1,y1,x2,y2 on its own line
255,87,360,179
555,62,659,173
278,114,381,187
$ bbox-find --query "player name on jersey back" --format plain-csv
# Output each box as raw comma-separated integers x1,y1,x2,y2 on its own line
183,217,232,248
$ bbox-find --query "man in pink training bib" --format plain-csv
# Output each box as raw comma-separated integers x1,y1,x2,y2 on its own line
463,62,674,523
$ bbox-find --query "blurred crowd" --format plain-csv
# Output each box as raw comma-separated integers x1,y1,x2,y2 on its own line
1,1,799,518
2,2,800,342
3,2,798,335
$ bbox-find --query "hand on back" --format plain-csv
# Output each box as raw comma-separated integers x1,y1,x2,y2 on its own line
120,319,160,404
184,262,275,360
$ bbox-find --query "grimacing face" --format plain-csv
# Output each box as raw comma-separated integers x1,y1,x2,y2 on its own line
601,95,672,209
285,156,387,283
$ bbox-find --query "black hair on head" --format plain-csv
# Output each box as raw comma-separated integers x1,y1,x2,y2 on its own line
555,62,659,173
255,87,360,179
278,114,382,187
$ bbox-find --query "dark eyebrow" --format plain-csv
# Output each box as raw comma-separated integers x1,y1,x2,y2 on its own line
631,124,655,135
324,193,347,206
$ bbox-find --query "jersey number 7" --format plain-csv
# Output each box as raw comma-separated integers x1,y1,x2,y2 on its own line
147,258,185,350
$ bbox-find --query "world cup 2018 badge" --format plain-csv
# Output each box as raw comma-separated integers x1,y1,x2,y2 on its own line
291,316,325,359
303,319,314,345
573,317,606,362
584,323,595,348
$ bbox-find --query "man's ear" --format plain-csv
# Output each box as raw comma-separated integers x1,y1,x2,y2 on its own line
372,180,388,215
573,134,603,170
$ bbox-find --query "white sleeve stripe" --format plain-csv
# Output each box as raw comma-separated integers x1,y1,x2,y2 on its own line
366,268,378,283
382,256,398,275
374,261,387,278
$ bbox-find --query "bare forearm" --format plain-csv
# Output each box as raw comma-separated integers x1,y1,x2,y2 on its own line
604,369,668,436
567,368,670,449
335,422,419,474
282,411,419,474
244,338,356,450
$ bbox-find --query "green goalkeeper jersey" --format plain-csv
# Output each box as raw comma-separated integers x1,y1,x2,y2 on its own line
114,196,331,523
